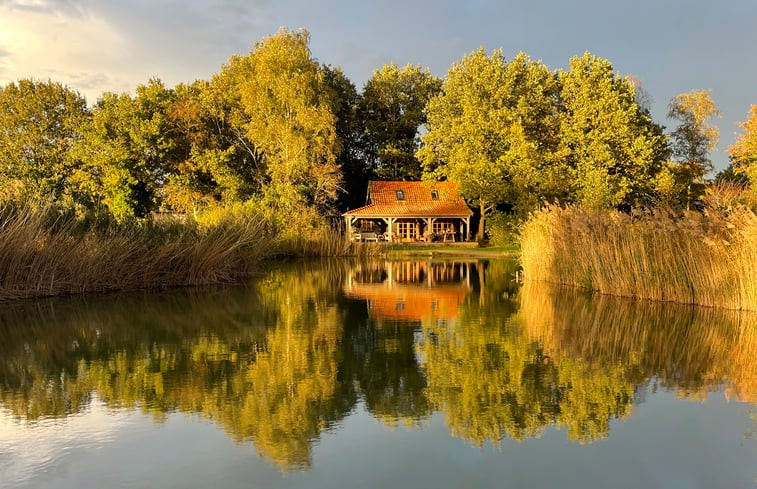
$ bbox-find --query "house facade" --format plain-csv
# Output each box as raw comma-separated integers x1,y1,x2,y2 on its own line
342,181,473,242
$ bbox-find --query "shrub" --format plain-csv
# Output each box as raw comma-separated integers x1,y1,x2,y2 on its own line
486,212,521,247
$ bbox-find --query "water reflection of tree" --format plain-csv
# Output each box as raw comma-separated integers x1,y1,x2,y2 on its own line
345,318,432,427
0,259,755,471
418,293,635,445
0,261,356,471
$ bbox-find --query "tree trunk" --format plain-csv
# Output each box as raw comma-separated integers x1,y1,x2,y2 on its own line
477,202,486,242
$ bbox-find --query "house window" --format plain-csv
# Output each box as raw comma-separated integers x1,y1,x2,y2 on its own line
431,190,439,200
360,221,375,232
397,222,416,240
433,220,455,235
396,190,405,201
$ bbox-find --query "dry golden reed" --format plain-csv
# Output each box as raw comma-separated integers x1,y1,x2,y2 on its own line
0,204,271,302
520,204,757,310
274,226,383,259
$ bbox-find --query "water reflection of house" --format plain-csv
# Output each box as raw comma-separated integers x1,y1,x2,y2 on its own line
344,261,473,322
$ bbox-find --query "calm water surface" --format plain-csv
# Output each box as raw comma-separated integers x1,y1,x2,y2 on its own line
0,259,755,488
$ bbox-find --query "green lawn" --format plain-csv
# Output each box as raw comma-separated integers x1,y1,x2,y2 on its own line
385,243,520,257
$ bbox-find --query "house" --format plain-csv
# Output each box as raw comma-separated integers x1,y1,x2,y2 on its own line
342,181,473,242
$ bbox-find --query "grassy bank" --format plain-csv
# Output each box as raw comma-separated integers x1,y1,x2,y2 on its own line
520,205,757,310
386,243,519,258
0,204,378,302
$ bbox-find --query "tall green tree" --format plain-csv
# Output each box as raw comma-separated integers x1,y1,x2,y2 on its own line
213,28,340,218
418,50,562,240
359,63,441,180
0,79,89,203
558,53,669,209
73,79,176,219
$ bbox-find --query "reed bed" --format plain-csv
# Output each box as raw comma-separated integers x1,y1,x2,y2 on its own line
520,204,757,310
273,227,383,259
0,204,271,302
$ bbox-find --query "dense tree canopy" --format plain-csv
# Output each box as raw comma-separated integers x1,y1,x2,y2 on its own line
160,80,262,215
359,63,441,180
321,66,368,210
662,90,721,209
214,28,341,219
420,50,669,238
418,49,513,240
558,53,669,209
73,79,177,219
0,28,743,228
0,79,89,203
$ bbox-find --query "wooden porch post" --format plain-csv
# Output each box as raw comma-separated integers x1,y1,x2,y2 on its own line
464,217,470,241
388,218,395,242
345,215,352,242
425,218,433,240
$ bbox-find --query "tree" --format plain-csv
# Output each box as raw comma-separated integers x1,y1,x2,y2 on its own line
359,63,441,180
321,66,369,211
73,79,176,219
668,90,721,175
666,90,720,209
213,28,340,220
161,80,262,215
0,79,90,203
727,105,757,193
558,53,669,209
418,50,562,240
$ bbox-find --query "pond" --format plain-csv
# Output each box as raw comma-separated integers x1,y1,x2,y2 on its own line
0,259,755,488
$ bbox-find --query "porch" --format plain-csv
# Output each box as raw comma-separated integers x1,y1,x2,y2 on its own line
345,216,472,243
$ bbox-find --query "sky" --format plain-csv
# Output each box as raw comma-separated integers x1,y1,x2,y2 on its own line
0,0,756,171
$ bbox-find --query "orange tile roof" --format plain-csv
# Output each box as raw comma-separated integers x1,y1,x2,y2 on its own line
343,181,472,217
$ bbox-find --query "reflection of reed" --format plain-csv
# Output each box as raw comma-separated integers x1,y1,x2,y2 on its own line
518,282,757,402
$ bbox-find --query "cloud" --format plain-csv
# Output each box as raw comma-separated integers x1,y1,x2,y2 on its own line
0,0,85,16
0,0,273,102
0,3,130,100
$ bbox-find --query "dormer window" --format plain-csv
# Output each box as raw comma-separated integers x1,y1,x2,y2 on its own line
396,190,405,201
431,190,439,200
